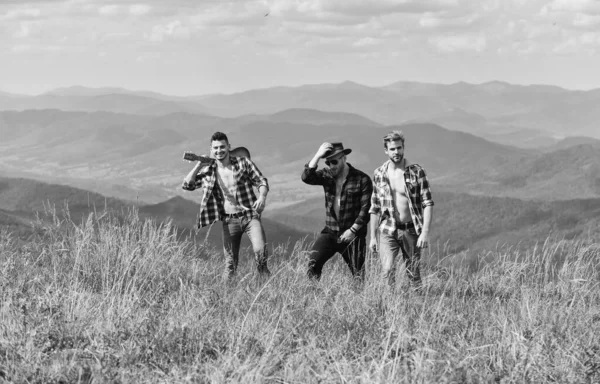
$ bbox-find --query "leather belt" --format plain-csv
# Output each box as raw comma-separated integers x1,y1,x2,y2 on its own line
224,211,247,219
395,221,414,230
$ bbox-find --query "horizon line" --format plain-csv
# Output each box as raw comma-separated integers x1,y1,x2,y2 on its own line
2,79,598,98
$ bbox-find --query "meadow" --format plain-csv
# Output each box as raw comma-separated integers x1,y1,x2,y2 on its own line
1,206,600,383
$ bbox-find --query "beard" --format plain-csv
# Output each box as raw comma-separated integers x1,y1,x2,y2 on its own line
389,153,404,164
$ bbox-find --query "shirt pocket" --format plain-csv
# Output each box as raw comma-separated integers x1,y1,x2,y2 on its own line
346,186,362,206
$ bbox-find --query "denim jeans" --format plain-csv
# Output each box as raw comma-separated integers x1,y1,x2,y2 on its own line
222,213,270,278
306,228,366,280
379,227,421,288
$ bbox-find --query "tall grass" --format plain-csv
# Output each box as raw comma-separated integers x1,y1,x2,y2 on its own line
1,206,599,383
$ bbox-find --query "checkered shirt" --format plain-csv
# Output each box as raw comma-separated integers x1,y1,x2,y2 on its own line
182,156,269,228
301,163,373,236
369,160,434,236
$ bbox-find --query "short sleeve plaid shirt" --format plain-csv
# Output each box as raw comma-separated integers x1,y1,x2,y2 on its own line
369,160,434,236
301,163,373,237
182,156,269,228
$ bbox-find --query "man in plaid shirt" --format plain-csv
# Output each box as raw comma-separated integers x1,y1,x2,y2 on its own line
301,142,373,280
369,130,434,290
182,132,270,279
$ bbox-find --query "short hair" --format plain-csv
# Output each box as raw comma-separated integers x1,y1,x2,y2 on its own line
383,130,405,149
211,131,229,144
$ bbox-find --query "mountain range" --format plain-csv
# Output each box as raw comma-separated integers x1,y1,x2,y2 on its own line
1,108,598,206
2,81,600,144
2,80,599,258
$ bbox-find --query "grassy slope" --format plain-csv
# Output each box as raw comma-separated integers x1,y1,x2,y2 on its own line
1,209,599,382
270,192,600,259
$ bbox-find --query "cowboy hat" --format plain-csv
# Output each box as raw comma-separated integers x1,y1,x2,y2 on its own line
325,142,352,159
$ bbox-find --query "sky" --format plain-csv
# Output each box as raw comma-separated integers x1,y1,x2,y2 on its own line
1,0,600,96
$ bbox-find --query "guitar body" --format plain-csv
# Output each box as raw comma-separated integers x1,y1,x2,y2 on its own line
183,146,251,163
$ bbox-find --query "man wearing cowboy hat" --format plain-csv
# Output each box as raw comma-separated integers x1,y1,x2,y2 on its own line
301,142,373,280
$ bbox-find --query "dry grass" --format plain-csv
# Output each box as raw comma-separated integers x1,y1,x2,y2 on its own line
1,207,600,383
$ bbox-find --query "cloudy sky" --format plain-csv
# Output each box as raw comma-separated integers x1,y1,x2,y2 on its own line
1,0,600,95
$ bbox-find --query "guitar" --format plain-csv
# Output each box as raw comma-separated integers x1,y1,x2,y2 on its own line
182,146,252,163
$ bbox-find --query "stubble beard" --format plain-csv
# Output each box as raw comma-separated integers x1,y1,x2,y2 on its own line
390,153,404,164
214,151,229,163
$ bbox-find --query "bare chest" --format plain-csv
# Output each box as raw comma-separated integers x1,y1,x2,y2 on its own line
387,168,406,196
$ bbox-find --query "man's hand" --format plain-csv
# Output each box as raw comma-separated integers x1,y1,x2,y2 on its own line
253,195,267,214
316,142,333,159
417,231,429,249
339,229,356,243
369,237,378,253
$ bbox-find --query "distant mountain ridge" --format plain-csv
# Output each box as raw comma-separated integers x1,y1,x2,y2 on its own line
1,109,599,204
2,80,600,141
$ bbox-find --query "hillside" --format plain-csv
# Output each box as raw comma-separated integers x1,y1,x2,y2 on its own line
1,110,599,203
138,196,309,252
0,177,309,253
270,192,600,256
0,177,132,213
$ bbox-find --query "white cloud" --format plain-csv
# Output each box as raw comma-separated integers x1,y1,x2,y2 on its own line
147,20,191,42
429,34,487,52
190,1,269,27
318,0,461,17
10,43,64,53
13,21,41,38
353,37,380,47
98,4,120,15
98,3,152,16
573,12,600,28
130,4,151,16
1,8,41,20
545,0,600,14
418,11,481,29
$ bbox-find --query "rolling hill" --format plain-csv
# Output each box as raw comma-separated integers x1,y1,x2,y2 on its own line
1,109,599,203
269,192,600,257
0,177,309,254
2,176,598,262
138,196,310,253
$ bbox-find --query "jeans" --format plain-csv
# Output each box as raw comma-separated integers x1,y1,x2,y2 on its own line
222,213,270,278
379,227,421,288
307,228,366,280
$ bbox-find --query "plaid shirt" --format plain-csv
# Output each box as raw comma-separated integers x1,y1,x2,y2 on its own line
182,157,269,228
302,163,373,237
369,160,434,236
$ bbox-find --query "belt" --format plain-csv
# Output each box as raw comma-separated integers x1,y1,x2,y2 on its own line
224,211,248,219
395,221,414,230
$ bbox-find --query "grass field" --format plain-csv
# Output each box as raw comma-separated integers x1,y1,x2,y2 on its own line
1,207,600,383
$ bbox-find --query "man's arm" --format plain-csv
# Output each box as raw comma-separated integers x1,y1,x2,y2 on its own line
368,179,381,252
244,158,269,213
301,142,333,185
182,162,208,191
351,175,373,232
339,175,373,242
417,167,434,248
417,205,433,248
245,158,269,192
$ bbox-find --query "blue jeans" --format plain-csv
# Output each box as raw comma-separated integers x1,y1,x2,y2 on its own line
379,227,421,288
222,213,270,278
306,228,366,280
